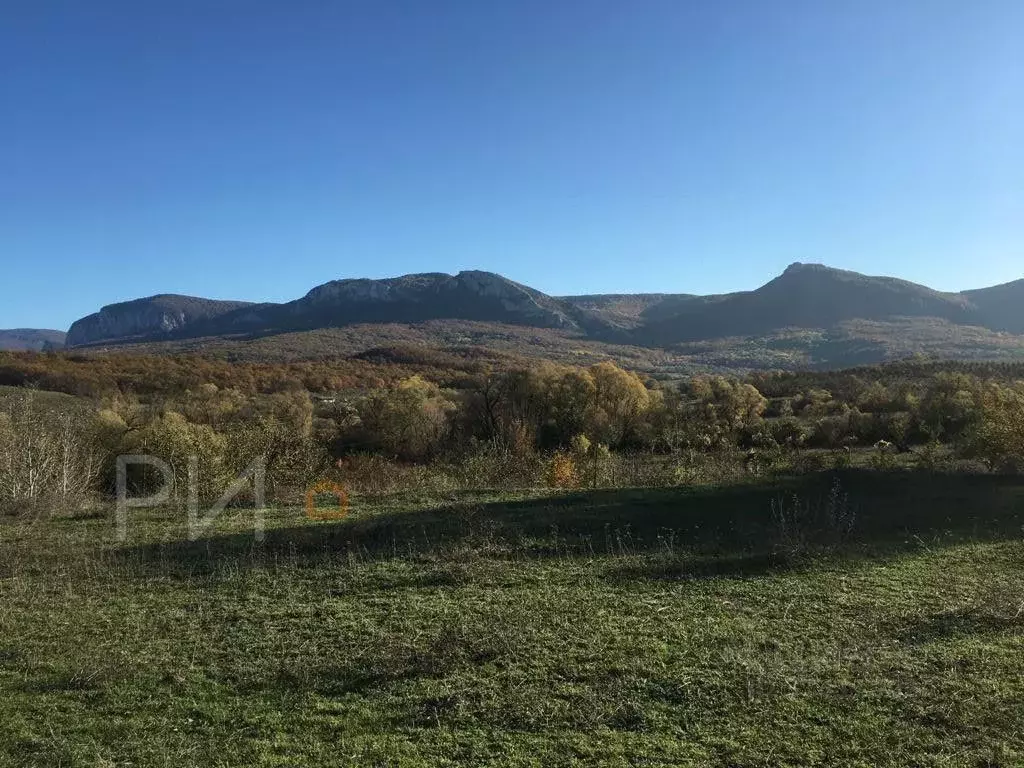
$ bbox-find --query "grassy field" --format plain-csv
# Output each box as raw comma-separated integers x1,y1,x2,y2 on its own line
1,471,1023,766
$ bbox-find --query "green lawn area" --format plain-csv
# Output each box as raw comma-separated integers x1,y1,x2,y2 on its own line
1,472,1022,766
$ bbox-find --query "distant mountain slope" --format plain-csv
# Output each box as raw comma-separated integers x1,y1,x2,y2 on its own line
0,329,66,351
638,263,976,345
961,279,1024,334
561,293,734,329
281,271,583,331
560,294,678,329
66,295,254,346
66,272,607,347
53,263,1024,369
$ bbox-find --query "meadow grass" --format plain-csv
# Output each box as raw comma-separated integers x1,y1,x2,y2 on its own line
0,471,1022,766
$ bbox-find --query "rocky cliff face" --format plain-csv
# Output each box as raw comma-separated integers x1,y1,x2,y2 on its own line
57,266,1024,353
62,273,588,346
66,295,253,346
452,270,577,327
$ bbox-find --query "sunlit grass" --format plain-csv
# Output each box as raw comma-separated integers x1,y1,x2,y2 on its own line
1,473,1022,766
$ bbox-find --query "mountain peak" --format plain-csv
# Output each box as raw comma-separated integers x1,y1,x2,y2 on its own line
782,262,833,276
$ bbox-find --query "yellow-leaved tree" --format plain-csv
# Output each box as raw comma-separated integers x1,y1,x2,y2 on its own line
586,361,651,447
965,382,1024,473
358,375,454,461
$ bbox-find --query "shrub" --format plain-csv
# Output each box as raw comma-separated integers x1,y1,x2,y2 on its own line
963,384,1024,473
570,434,613,488
225,419,329,504
914,441,950,472
126,411,230,503
829,447,853,470
0,392,103,514
545,452,579,489
452,441,545,489
787,450,827,474
335,453,458,496
918,372,983,442
770,478,856,556
809,414,853,449
868,440,898,471
767,418,811,449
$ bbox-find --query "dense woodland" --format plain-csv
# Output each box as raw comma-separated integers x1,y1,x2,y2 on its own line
1,349,1023,513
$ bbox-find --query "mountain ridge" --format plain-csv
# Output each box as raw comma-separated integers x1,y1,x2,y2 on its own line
8,264,1022,369
65,295,255,347
0,329,67,351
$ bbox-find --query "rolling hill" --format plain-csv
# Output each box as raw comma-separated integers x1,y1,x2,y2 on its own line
0,329,66,351
962,279,1024,334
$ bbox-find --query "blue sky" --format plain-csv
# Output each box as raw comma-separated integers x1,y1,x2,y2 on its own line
2,0,1022,330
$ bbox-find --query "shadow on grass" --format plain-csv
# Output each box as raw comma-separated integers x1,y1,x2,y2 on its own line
897,607,1023,645
119,470,1024,579
607,551,800,582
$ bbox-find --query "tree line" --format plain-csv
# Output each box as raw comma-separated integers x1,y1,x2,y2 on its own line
1,355,1022,514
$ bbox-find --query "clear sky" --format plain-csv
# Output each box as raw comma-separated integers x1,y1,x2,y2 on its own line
2,0,1022,330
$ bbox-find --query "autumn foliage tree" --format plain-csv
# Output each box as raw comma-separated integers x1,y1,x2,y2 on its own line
677,376,768,448
358,375,455,460
964,382,1024,472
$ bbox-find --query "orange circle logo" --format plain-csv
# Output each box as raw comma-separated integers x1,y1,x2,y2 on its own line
305,480,349,520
